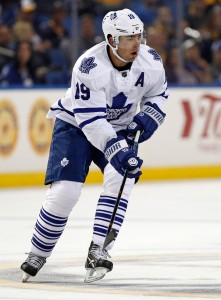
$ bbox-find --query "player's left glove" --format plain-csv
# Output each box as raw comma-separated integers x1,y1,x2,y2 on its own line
126,102,166,144
104,135,143,179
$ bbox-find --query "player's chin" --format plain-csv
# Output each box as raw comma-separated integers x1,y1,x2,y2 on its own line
130,51,138,60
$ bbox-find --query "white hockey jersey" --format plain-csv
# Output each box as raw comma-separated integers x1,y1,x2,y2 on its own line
47,41,169,152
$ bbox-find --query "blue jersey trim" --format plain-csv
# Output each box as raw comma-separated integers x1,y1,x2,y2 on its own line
79,115,106,129
50,99,75,117
74,107,106,114
156,87,169,99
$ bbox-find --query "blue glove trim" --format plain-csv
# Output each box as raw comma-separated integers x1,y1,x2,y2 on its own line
105,137,128,161
126,103,166,144
143,103,165,126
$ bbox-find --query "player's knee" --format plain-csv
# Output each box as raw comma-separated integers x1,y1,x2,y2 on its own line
43,180,83,217
103,164,134,197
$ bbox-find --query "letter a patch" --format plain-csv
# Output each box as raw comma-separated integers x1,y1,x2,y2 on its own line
135,72,144,87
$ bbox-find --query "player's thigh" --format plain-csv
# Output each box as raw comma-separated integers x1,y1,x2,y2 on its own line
92,143,108,173
45,118,92,184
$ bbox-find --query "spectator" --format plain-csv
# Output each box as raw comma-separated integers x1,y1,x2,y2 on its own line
165,46,198,84
0,41,43,86
146,25,169,64
78,13,103,55
204,4,221,40
35,1,71,83
182,39,213,83
0,24,15,72
185,0,207,30
154,6,175,42
12,21,42,51
16,0,45,35
210,40,221,82
38,1,69,49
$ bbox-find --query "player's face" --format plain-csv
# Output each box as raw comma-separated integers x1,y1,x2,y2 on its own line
117,34,142,61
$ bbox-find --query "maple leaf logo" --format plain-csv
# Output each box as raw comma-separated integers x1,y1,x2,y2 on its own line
79,57,97,74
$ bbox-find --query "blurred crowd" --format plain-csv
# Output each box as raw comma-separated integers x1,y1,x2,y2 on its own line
0,0,221,87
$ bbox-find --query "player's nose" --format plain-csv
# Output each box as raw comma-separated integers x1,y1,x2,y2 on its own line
133,37,141,47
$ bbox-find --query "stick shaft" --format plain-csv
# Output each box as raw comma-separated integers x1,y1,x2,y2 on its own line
105,130,140,236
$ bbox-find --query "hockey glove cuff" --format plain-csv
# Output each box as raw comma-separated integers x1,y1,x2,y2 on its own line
127,102,166,144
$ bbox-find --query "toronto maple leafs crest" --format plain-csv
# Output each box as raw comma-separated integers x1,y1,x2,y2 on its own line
79,57,97,74
106,92,133,120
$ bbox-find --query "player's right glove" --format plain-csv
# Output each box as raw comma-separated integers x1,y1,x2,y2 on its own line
104,136,143,179
126,102,166,144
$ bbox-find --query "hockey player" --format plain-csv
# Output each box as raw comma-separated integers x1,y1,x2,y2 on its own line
20,8,169,283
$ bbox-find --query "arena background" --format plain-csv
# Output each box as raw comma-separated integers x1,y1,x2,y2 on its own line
0,0,221,187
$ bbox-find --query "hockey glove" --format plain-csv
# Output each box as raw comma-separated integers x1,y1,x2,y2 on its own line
127,102,166,144
104,136,143,179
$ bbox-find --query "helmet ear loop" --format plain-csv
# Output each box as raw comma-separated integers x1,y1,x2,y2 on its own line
112,38,121,57
108,36,119,53
113,36,119,48
107,35,118,49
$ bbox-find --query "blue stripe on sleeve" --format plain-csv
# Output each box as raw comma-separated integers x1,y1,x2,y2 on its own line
50,99,75,117
74,107,106,114
79,115,106,129
156,87,169,99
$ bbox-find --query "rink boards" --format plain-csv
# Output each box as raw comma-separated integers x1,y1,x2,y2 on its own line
0,87,221,187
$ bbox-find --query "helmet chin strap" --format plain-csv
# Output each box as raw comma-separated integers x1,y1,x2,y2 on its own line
109,44,131,63
112,48,130,63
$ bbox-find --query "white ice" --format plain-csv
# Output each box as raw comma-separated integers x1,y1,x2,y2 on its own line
0,179,221,300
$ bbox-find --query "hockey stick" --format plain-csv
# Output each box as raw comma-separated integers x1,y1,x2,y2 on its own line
102,130,141,251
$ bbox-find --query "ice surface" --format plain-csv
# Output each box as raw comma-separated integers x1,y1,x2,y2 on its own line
0,179,221,300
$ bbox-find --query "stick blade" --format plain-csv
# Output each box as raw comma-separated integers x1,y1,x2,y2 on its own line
103,229,117,250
